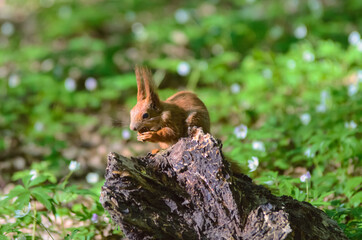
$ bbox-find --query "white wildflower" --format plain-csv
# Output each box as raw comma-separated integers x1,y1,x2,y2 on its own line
252,141,265,152
86,172,99,184
15,203,31,218
91,213,98,223
248,156,259,172
303,51,315,62
294,24,307,39
234,124,248,139
300,171,311,182
1,21,15,36
65,77,76,92
174,9,190,24
69,161,80,171
230,83,240,94
348,84,358,97
304,148,315,158
29,170,37,181
177,62,191,76
320,90,329,104
348,31,360,46
131,22,144,34
264,180,273,186
300,113,311,125
8,74,20,88
0,196,8,201
316,90,329,113
85,77,97,91
358,41,362,52
122,129,131,140
131,22,147,40
34,122,44,132
345,120,357,129
316,104,326,113
358,70,362,82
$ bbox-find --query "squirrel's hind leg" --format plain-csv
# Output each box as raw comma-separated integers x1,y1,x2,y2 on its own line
185,112,197,127
186,112,210,133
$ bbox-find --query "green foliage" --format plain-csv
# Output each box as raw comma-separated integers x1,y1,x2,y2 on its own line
0,0,361,239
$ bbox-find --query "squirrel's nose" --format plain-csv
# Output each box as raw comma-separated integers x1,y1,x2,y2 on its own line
130,122,138,131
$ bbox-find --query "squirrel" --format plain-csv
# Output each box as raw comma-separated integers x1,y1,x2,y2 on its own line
130,66,210,149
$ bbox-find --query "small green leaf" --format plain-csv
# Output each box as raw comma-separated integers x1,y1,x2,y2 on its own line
31,187,53,211
345,177,362,193
350,192,362,207
6,185,26,199
14,192,31,210
21,175,32,189
29,175,48,187
0,235,9,240
274,159,289,170
279,181,293,196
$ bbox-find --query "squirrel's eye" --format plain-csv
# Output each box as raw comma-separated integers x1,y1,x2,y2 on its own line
142,113,149,119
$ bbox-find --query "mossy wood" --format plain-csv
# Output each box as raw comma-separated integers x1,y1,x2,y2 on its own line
100,128,347,240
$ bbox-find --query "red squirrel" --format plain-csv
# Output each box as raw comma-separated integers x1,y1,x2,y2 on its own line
130,66,210,149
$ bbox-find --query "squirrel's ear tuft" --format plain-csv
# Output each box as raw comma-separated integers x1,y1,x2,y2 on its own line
140,67,161,107
135,66,146,101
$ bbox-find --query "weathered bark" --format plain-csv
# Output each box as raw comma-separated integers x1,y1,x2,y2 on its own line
100,128,347,240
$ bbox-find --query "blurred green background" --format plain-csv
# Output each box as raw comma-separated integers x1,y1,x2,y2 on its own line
0,0,361,239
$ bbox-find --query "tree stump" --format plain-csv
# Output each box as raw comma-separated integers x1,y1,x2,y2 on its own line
100,128,347,240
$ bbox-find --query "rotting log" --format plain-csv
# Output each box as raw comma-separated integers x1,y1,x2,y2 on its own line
100,128,348,240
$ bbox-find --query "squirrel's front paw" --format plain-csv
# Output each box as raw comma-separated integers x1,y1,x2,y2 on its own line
137,131,156,142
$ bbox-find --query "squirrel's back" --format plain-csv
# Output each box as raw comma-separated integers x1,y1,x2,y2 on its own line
165,91,210,133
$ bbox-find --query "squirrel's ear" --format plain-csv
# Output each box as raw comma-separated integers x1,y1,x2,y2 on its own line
135,66,146,101
141,67,161,107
